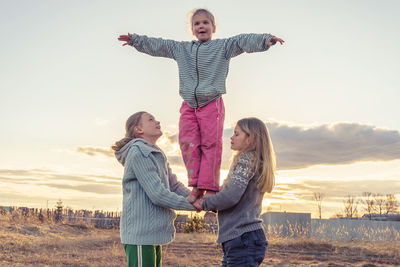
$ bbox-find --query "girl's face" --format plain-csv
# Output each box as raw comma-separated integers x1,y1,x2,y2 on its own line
135,113,162,141
192,12,215,43
231,125,250,152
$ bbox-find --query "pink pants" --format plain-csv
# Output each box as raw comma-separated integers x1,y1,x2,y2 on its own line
179,97,225,192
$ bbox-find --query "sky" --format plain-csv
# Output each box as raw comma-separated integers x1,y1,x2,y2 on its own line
1,0,400,218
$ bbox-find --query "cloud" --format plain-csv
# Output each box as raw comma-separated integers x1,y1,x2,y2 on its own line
271,179,400,201
0,168,51,176
161,128,233,144
76,147,114,158
0,168,120,192
76,121,400,170
37,182,121,195
163,131,178,144
267,121,400,169
94,118,110,126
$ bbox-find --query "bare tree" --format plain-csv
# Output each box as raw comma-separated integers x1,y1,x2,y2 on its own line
313,192,325,219
361,192,375,219
343,195,358,218
385,194,399,214
373,193,385,215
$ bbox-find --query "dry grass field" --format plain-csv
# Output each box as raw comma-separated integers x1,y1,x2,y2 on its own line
1,214,399,267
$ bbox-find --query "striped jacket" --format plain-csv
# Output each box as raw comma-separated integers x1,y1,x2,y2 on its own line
129,33,273,108
115,138,195,245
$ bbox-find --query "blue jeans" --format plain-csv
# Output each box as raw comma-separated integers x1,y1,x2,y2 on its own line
221,229,268,267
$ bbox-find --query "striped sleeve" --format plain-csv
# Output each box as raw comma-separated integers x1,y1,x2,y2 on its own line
224,33,273,59
129,33,179,59
128,148,195,211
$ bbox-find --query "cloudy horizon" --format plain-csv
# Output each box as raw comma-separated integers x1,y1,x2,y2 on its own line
2,119,399,217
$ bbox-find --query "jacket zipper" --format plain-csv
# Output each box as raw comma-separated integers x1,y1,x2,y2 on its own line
194,43,202,108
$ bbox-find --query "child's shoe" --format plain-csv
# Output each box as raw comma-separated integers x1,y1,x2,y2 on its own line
187,188,203,203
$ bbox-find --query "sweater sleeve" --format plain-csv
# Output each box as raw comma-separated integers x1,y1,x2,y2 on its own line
224,33,273,59
128,149,195,211
129,33,180,59
167,163,191,197
203,153,255,211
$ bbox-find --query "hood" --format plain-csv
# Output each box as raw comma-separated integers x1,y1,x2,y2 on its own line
115,138,160,166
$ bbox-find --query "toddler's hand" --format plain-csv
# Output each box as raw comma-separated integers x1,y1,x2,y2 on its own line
118,33,131,46
269,36,285,46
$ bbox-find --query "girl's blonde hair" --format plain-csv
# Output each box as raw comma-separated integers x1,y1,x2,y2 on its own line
189,8,216,27
231,118,276,193
111,111,146,151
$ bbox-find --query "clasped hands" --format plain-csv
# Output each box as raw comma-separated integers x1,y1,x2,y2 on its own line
192,197,204,212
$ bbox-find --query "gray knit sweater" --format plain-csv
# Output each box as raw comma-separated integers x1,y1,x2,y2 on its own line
202,152,265,243
129,33,273,108
115,138,195,245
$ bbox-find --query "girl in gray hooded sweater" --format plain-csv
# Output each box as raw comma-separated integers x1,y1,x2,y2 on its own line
112,111,195,267
194,117,276,267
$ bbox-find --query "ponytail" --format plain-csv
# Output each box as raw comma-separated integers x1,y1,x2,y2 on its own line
111,137,133,152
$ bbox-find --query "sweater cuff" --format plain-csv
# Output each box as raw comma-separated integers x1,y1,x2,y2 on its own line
264,34,274,49
202,198,211,211
129,33,138,46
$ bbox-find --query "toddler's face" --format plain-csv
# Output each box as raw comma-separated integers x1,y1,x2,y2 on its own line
192,12,215,43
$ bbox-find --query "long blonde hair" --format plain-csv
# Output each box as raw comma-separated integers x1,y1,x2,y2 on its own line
111,111,146,152
231,118,276,193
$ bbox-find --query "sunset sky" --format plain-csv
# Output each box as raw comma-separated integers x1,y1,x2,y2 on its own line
1,0,400,218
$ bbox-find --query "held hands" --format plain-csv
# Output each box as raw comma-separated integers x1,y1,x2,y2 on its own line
192,197,204,212
118,33,131,46
268,36,285,47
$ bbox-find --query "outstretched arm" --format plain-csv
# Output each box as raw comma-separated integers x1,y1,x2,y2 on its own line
224,33,284,59
117,32,179,59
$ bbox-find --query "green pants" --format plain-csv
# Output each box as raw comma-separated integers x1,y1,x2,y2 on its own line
123,244,162,267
